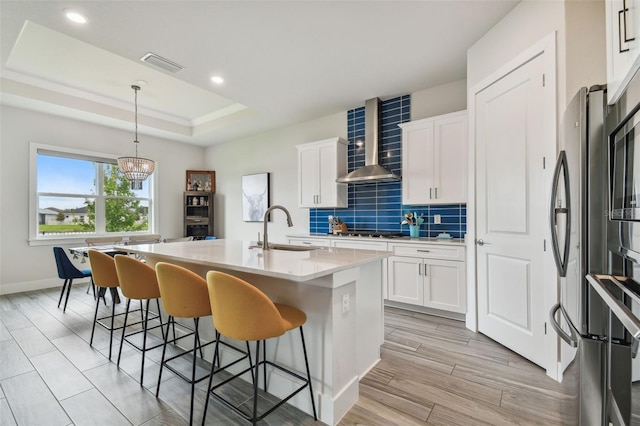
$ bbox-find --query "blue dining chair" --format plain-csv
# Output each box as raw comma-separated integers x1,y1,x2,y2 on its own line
53,246,93,312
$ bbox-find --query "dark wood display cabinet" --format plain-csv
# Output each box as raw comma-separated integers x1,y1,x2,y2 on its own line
184,191,214,239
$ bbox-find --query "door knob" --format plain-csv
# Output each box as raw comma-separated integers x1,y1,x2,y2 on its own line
475,239,488,246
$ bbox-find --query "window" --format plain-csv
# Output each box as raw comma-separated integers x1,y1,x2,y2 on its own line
31,144,155,241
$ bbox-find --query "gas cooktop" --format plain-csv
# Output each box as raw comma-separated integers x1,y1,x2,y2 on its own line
332,232,404,239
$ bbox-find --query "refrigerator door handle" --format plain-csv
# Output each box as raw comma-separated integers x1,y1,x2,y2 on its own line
549,302,579,347
549,150,571,277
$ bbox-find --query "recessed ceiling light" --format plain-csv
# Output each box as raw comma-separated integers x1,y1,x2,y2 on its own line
65,10,88,24
210,76,224,84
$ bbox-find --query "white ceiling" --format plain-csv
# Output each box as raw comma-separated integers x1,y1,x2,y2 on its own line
0,1,519,147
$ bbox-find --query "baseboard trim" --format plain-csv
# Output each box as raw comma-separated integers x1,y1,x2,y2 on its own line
0,278,90,295
384,300,465,321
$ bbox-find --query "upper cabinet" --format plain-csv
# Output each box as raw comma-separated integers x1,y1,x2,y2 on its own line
606,0,640,104
296,137,348,208
399,111,467,205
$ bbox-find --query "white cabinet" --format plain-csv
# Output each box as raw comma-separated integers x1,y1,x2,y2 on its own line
387,255,423,305
296,137,348,208
387,243,466,313
399,111,467,205
606,0,640,103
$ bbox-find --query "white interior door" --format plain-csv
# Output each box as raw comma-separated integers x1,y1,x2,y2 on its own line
475,53,548,368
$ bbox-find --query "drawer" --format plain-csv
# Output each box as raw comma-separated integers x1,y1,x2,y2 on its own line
389,243,465,261
331,240,388,251
288,238,331,248
186,216,208,225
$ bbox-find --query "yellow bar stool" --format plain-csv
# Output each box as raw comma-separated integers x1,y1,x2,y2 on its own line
87,250,126,360
153,262,220,425
113,255,165,386
203,271,317,425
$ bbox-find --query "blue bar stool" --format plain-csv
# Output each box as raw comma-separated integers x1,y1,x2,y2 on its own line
53,246,93,312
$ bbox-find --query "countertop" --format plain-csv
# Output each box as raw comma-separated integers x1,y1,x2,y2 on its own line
288,233,466,246
116,239,391,282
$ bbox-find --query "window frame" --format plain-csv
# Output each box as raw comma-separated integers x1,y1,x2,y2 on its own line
29,143,158,246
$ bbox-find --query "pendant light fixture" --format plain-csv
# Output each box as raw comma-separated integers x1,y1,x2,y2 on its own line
117,84,155,190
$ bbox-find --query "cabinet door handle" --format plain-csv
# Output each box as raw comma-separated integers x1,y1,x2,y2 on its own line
418,264,422,275
435,187,438,199
429,188,433,199
619,0,636,53
417,249,430,253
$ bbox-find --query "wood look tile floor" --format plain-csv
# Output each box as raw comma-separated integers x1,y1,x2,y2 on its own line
0,286,577,425
338,307,578,426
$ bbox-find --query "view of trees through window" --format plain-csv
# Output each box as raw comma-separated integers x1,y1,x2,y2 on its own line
37,152,152,236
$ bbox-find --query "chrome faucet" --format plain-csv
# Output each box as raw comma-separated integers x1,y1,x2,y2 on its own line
263,205,293,250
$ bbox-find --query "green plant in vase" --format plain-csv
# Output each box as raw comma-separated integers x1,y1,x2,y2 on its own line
402,212,424,237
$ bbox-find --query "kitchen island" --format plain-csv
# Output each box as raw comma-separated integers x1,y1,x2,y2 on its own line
118,239,391,425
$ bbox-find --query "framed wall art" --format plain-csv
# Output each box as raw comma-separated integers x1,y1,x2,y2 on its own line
186,170,215,192
242,173,270,222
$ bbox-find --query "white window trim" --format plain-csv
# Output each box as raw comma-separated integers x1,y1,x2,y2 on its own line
29,142,159,246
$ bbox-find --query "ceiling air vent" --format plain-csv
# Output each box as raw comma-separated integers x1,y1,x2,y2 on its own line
140,52,184,74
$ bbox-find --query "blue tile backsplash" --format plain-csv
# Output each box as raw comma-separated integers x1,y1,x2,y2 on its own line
310,95,467,239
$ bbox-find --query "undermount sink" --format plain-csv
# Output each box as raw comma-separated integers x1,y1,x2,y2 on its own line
249,243,320,251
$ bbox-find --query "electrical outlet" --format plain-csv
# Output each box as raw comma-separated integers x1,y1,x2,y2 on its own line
434,214,441,224
342,293,350,314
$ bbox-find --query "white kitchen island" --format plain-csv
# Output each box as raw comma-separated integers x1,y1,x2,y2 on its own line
118,239,391,425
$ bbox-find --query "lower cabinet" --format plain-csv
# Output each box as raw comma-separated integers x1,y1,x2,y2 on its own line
286,237,466,314
387,243,466,313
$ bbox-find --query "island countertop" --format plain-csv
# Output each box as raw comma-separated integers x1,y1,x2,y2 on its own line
116,238,391,282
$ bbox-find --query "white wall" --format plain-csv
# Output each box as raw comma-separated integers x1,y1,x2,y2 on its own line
565,0,606,99
0,105,206,293
411,79,467,120
204,111,347,241
468,0,568,108
205,82,468,242
467,0,605,110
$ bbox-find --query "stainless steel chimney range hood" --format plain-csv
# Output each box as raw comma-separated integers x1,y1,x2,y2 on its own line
336,98,401,184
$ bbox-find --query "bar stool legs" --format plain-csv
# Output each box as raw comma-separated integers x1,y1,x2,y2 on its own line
299,326,317,420
89,291,118,359
116,298,165,386
156,316,207,426
201,325,317,425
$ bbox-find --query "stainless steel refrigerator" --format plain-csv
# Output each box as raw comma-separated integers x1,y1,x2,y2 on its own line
549,85,609,426
551,72,640,424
